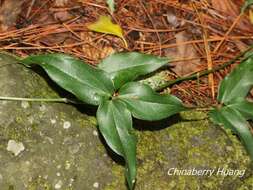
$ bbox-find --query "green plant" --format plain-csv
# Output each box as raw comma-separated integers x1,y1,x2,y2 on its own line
0,50,253,189
19,52,187,189
209,54,253,159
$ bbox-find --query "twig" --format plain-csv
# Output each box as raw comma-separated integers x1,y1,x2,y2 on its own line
139,0,162,56
141,36,253,51
26,0,36,19
28,0,50,20
155,45,253,91
194,3,215,99
213,13,243,53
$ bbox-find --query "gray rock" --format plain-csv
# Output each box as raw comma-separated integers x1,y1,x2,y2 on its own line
0,53,113,189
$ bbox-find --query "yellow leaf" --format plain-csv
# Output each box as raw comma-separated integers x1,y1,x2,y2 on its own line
87,15,127,47
249,9,253,24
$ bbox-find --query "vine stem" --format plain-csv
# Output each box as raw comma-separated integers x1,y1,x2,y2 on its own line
0,96,84,104
0,96,67,103
184,105,214,111
155,45,253,91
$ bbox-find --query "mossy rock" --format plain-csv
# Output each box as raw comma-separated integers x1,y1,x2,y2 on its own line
0,53,252,190
106,112,252,190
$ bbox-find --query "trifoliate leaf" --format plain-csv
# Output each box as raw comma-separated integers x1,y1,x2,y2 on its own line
87,15,127,47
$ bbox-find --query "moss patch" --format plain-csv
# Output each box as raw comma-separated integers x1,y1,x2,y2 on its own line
106,111,252,190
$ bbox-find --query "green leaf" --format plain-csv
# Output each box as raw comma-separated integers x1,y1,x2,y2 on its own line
217,57,253,104
98,52,169,89
241,0,253,12
97,100,136,189
227,98,253,120
118,82,186,121
21,54,114,105
106,0,115,14
209,107,253,160
87,15,127,47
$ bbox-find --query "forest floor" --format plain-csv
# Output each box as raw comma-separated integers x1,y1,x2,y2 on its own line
0,0,253,106
0,1,253,189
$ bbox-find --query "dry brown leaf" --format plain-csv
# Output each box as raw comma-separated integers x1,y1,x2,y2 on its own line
0,0,25,31
54,0,69,7
53,0,72,21
53,11,72,22
80,32,115,61
165,31,201,76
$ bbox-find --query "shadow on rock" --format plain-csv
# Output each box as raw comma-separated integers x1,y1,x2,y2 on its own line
133,114,181,131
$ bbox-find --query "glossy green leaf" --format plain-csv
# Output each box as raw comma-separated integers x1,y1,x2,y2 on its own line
227,98,253,120
241,0,253,12
106,0,115,14
97,100,136,189
209,107,253,160
217,57,253,104
98,52,169,89
21,54,114,105
118,82,186,121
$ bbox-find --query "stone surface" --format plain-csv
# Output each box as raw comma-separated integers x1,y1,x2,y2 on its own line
0,54,113,190
0,53,252,190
